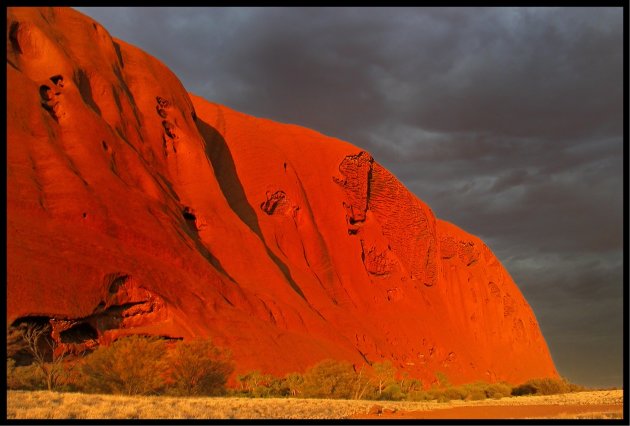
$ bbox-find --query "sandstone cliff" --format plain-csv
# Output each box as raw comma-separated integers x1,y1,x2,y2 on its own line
6,7,558,385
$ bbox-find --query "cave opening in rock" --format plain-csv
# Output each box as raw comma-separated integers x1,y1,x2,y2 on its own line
108,274,129,294
50,75,63,86
60,322,98,343
11,316,51,329
182,208,196,221
39,85,50,99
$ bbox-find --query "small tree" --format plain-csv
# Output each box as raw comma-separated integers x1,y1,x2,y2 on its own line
236,371,281,397
284,372,305,397
351,363,374,400
399,371,422,394
238,370,265,394
264,375,290,397
372,361,396,397
80,335,167,395
167,339,233,396
435,371,450,388
14,322,67,391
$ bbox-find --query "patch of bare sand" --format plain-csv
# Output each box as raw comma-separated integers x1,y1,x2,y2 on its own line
354,404,622,419
351,390,624,420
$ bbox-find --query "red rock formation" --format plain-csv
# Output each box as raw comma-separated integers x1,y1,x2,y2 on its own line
6,7,558,386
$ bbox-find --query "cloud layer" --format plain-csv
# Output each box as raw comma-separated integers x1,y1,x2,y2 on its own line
77,6,624,387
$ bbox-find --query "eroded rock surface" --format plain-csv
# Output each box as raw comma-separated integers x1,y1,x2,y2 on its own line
6,7,558,385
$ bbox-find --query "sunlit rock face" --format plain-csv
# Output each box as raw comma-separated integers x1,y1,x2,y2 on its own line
7,7,558,385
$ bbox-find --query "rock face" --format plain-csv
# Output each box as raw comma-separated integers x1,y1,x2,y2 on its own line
6,7,558,385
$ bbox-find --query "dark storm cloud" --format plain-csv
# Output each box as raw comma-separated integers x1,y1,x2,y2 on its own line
76,6,624,387
385,8,623,140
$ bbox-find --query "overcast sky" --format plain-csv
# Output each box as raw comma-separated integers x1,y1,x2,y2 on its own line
76,7,624,388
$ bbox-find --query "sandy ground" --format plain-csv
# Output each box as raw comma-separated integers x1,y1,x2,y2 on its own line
352,390,624,420
354,403,622,419
7,389,624,420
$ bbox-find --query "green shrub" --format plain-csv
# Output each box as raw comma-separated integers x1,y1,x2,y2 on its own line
7,360,45,390
266,375,292,397
237,370,264,393
567,382,586,392
436,394,451,403
7,357,81,392
435,371,450,388
301,359,357,399
442,386,467,401
236,371,273,397
250,385,271,398
401,377,423,394
79,335,168,395
485,382,512,399
233,371,295,398
533,378,569,395
467,389,488,400
406,390,432,401
50,361,82,392
408,380,516,402
412,388,447,401
462,382,488,401
426,388,443,400
512,377,577,396
380,383,404,401
283,372,305,397
7,359,18,389
512,383,537,396
166,339,233,396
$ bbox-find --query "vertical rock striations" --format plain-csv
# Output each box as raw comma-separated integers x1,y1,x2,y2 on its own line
6,7,557,386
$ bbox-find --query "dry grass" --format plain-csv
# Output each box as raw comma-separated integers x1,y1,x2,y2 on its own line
549,411,623,420
7,391,435,419
6,389,623,420
446,389,623,407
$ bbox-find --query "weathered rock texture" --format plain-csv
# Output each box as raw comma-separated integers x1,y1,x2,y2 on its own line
6,7,558,385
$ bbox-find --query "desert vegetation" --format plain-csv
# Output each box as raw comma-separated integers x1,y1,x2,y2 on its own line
7,321,69,391
7,389,622,419
8,328,586,401
228,360,585,403
8,328,607,420
7,325,233,396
